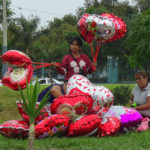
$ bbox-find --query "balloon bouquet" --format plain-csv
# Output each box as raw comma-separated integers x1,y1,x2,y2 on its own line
0,13,142,138
77,13,126,69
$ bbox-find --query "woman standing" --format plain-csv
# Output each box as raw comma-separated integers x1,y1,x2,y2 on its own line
51,36,97,82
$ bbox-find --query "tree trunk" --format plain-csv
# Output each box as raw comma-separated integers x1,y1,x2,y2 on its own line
28,123,35,150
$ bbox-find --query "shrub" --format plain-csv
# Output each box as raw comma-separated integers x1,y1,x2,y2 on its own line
112,85,132,106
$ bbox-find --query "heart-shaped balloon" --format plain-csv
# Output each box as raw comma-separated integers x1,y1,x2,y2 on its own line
0,120,29,138
67,75,114,117
100,13,126,42
50,94,93,120
1,50,32,67
77,13,116,44
103,106,142,133
98,116,120,137
85,14,115,43
35,114,70,138
1,50,33,90
77,13,126,44
67,114,101,137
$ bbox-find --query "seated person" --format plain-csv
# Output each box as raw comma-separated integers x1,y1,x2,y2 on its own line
37,83,67,103
129,71,150,117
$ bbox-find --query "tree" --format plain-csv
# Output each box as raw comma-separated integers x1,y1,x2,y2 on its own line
8,15,40,52
133,0,150,12
126,9,150,69
62,14,77,26
101,0,118,8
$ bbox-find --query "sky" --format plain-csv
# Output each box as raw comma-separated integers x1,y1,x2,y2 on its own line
10,0,85,28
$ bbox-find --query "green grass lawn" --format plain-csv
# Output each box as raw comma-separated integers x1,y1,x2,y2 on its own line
1,84,149,150
1,130,150,150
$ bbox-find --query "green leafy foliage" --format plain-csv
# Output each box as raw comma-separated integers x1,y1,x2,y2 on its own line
18,79,49,124
112,85,132,105
126,10,150,69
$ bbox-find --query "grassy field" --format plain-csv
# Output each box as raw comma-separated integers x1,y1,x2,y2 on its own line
1,84,149,150
1,130,150,150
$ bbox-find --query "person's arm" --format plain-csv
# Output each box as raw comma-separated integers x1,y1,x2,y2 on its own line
52,56,68,75
133,96,150,111
51,85,64,98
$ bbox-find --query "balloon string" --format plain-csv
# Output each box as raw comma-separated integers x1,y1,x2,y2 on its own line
90,43,101,62
32,62,52,70
32,62,51,65
94,43,101,62
90,45,95,62
32,64,52,70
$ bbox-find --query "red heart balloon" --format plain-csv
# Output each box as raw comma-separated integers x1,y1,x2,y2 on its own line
50,94,94,119
67,114,101,137
1,50,33,90
98,116,120,137
35,114,70,138
0,120,29,138
1,50,32,67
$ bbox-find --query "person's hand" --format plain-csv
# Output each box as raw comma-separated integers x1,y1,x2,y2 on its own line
92,61,97,67
91,61,97,71
129,100,133,106
51,62,60,67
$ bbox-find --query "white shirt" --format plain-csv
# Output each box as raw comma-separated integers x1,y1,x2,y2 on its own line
132,82,150,117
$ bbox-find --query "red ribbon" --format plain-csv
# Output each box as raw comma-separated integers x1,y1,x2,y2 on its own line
32,62,60,70
90,43,101,70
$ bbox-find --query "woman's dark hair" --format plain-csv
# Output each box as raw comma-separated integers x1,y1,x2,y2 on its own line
69,36,83,47
135,71,150,82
